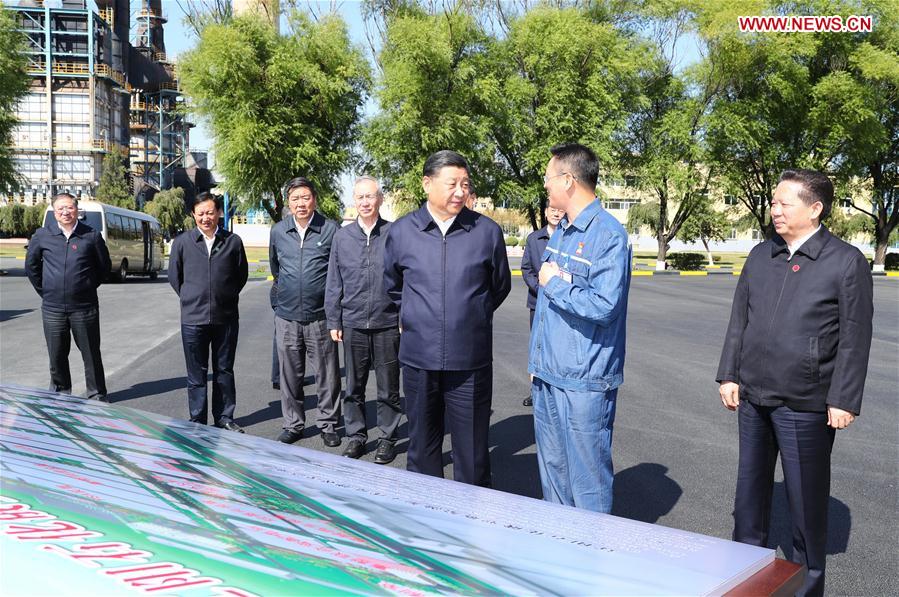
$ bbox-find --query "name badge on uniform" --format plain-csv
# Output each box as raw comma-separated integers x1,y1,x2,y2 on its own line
559,268,572,283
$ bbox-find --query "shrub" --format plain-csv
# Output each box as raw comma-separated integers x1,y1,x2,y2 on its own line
504,236,519,247
668,252,705,271
885,253,899,271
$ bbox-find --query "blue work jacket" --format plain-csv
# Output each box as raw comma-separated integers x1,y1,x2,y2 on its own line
528,200,631,392
384,205,511,371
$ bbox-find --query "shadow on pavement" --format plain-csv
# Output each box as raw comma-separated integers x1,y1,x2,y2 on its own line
612,463,683,523
489,414,542,499
108,376,186,403
769,481,852,558
0,308,34,322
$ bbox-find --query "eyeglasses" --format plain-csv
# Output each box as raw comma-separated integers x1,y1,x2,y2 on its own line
543,172,574,185
54,206,76,213
354,193,380,201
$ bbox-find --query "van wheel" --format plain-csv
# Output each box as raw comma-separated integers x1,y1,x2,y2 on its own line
117,260,128,282
148,271,158,280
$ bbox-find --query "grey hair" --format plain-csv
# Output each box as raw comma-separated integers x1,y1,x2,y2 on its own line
353,175,383,197
51,192,78,208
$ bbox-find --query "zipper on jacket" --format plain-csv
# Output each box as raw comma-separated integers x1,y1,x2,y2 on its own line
207,241,213,324
64,236,70,311
442,235,447,370
366,232,372,329
762,261,791,396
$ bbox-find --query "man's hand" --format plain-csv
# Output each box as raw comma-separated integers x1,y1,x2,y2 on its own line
827,406,855,429
719,382,740,411
539,261,560,287
330,329,343,342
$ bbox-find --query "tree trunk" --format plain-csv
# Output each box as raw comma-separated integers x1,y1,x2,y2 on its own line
702,237,714,265
656,237,668,271
872,231,888,271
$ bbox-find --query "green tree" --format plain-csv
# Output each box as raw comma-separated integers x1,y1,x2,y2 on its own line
0,203,25,236
95,148,133,208
824,207,871,242
677,201,729,265
144,187,188,237
362,7,488,205
178,12,370,221
364,5,642,228
23,202,47,237
806,0,899,268
619,3,716,268
0,8,30,192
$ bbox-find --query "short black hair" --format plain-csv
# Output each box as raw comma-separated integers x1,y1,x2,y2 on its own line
779,169,833,220
51,192,78,208
193,191,222,212
423,150,469,177
284,177,317,199
549,143,599,191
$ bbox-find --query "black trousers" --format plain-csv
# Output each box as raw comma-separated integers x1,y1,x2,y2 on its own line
403,364,492,487
180,320,239,425
42,307,106,400
342,327,402,443
734,401,836,597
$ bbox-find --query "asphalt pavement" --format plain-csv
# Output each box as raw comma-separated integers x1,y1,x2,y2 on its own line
1,256,896,596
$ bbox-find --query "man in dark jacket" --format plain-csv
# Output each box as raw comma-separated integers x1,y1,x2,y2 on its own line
519,204,564,406
384,150,511,487
325,176,402,464
26,193,112,401
270,177,341,447
717,169,873,597
169,193,249,432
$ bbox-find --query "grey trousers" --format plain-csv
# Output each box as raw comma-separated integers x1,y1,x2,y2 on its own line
275,316,340,433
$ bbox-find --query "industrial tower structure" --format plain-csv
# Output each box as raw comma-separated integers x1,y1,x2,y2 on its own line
2,0,193,206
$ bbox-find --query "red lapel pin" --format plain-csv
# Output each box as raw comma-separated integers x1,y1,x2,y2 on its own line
792,264,800,272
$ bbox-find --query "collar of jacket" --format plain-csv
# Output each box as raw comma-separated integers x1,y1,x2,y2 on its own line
351,217,387,238
537,226,552,240
770,226,830,260
51,220,88,238
561,198,602,232
194,227,223,243
412,203,474,233
284,211,324,234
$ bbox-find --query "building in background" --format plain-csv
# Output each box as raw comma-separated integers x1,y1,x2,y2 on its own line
2,0,209,207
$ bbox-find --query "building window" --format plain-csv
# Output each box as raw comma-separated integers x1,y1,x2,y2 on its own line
751,229,763,241
605,199,640,211
840,197,852,208
728,228,738,240
724,194,739,206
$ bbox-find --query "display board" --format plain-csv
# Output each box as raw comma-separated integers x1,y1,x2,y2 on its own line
0,385,774,596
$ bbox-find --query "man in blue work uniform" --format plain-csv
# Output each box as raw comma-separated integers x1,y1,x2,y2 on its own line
528,143,631,513
384,150,511,487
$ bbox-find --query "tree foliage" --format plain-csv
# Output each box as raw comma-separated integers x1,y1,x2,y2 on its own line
0,9,30,192
363,5,643,227
95,148,134,208
144,187,189,238
178,12,371,221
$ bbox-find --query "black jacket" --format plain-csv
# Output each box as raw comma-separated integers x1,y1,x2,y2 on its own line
384,205,511,371
325,218,398,330
168,228,249,325
25,220,112,313
521,225,552,310
269,212,338,323
717,227,873,414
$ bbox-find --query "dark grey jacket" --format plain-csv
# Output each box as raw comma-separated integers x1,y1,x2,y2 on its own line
384,205,511,371
168,228,249,325
26,220,111,313
270,211,338,322
717,227,873,414
324,218,398,331
521,225,552,310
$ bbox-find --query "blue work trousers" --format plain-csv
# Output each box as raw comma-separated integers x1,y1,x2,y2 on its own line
532,378,617,513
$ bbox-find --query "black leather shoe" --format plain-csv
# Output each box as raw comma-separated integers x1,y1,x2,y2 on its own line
322,431,341,448
272,382,280,390
373,440,397,465
342,438,364,459
277,429,303,444
522,395,533,407
218,420,245,433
